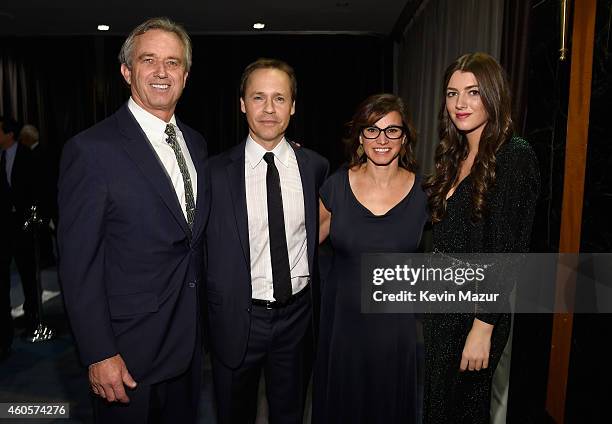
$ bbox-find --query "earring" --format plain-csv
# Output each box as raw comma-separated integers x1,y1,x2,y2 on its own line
357,144,364,157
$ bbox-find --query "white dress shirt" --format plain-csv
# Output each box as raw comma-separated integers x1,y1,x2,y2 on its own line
245,136,310,301
2,142,18,186
128,98,197,221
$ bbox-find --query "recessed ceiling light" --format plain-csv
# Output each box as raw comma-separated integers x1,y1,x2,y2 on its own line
253,23,265,30
97,24,110,31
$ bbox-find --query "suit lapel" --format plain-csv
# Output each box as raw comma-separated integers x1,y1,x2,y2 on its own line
115,105,191,238
292,145,316,274
226,143,250,267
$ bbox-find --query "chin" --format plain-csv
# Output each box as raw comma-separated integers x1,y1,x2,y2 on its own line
365,154,399,167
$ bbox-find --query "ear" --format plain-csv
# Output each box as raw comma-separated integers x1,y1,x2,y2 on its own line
120,64,132,85
290,100,295,116
182,71,189,88
240,97,246,114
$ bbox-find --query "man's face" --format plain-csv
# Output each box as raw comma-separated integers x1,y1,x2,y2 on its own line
120,29,188,122
240,68,295,149
0,123,14,150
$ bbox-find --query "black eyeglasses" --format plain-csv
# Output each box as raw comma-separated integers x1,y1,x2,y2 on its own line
361,125,406,140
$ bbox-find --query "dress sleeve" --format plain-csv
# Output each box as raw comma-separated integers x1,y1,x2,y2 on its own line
475,139,540,324
319,169,340,212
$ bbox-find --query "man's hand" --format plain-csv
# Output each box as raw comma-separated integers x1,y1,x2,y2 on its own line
89,354,137,403
459,318,493,371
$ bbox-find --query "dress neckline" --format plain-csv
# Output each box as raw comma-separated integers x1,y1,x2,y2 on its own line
446,174,471,202
345,167,417,217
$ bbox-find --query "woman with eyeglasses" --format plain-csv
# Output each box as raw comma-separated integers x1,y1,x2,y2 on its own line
422,53,539,423
313,93,427,423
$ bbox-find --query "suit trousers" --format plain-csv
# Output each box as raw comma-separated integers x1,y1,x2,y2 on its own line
93,349,201,424
212,292,313,424
1,212,39,345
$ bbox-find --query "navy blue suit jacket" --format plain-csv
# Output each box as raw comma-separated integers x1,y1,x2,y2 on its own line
205,140,329,369
58,104,208,385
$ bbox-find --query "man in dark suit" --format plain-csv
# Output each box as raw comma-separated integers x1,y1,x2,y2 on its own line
20,124,58,268
205,58,329,423
0,116,38,359
58,17,207,423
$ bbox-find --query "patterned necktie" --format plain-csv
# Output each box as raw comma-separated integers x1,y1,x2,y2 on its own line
263,152,292,303
164,124,196,229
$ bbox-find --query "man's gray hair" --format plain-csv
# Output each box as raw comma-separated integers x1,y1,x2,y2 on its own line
118,17,192,72
20,124,39,143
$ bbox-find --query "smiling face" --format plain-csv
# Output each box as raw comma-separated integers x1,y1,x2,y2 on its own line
360,111,405,167
120,29,188,122
240,68,295,150
445,70,489,142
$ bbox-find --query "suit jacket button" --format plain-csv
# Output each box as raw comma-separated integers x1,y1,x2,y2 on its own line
188,282,196,288
246,307,252,313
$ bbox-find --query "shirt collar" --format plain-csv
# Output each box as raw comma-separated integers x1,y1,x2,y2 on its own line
245,136,291,169
128,97,177,137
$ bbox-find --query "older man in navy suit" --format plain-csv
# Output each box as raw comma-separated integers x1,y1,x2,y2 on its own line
58,17,207,423
205,58,329,424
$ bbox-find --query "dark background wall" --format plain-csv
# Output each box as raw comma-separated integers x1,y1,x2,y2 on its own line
511,1,612,422
1,34,394,169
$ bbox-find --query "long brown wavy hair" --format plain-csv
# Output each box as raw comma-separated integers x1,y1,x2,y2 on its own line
344,93,418,172
425,52,513,223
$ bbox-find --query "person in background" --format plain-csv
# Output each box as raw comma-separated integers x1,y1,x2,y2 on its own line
0,116,39,359
20,124,57,268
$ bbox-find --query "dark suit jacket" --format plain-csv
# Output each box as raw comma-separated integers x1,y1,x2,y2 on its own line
1,143,36,223
30,143,59,224
58,104,208,385
205,140,329,369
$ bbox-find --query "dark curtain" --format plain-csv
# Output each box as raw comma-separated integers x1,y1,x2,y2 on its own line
500,1,556,423
500,0,532,135
0,34,394,169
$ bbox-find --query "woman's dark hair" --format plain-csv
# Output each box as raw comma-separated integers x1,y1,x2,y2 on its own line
344,93,417,171
424,52,513,223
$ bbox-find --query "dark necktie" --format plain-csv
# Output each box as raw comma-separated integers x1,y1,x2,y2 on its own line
164,124,196,229
263,152,292,303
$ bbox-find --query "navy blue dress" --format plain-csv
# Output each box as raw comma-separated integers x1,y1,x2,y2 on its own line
313,167,428,423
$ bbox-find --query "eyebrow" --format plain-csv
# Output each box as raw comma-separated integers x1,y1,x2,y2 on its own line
446,84,479,90
137,52,182,62
250,91,287,96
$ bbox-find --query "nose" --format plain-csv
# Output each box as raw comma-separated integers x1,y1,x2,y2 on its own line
263,97,275,114
455,92,467,109
155,62,168,78
376,132,390,144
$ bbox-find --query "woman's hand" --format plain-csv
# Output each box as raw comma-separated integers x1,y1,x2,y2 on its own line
460,318,493,371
